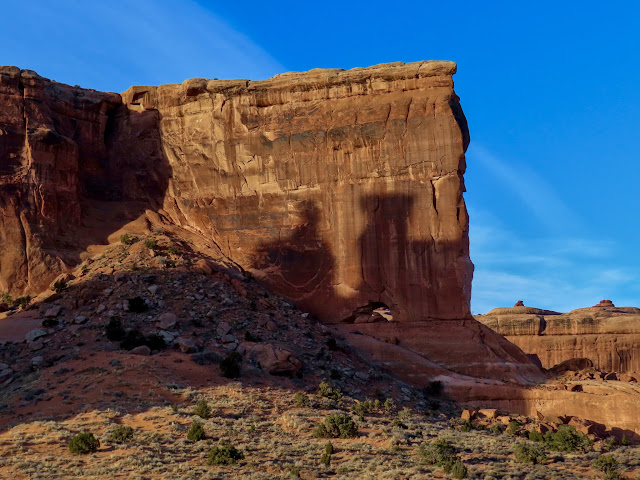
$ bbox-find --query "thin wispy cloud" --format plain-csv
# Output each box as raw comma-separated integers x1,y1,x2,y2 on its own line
468,143,581,233
2,0,285,92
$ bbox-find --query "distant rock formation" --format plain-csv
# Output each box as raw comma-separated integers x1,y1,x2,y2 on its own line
476,302,640,374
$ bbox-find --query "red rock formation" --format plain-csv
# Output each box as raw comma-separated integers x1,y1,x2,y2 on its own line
1,61,473,325
476,304,640,375
0,67,169,296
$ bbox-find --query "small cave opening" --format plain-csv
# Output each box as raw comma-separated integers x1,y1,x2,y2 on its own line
342,301,393,324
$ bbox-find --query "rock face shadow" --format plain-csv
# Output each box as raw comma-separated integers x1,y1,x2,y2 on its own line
0,68,172,295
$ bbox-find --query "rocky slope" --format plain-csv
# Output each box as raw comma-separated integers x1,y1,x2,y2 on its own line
476,301,640,375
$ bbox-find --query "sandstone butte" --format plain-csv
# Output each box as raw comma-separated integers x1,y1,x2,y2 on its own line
1,62,640,438
476,301,640,376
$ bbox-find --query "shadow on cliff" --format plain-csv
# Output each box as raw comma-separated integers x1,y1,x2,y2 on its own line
16,105,174,294
250,193,469,323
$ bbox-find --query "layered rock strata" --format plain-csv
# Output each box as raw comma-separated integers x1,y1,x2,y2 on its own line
476,303,640,375
0,61,473,324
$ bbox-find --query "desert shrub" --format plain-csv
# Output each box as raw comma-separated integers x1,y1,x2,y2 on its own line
289,466,301,477
207,441,244,465
109,425,134,443
420,439,467,475
2,293,11,304
120,233,135,245
622,435,629,446
490,424,504,434
52,280,67,293
384,397,396,413
321,441,333,465
420,438,457,465
127,296,148,313
544,425,591,452
119,329,147,350
313,414,358,439
317,380,342,401
507,420,521,436
424,380,444,396
514,442,547,464
392,418,408,429
187,421,206,441
592,454,620,479
144,333,166,351
14,296,31,308
193,400,211,419
105,317,125,341
144,239,158,250
293,392,309,407
167,245,179,255
351,400,377,417
68,432,100,454
449,459,468,479
326,337,337,350
529,430,544,442
220,351,242,378
42,318,59,328
244,331,262,342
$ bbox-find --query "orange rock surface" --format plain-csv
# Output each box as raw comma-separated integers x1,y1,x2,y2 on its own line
476,303,640,375
0,62,472,324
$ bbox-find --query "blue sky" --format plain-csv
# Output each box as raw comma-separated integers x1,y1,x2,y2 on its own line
2,0,638,313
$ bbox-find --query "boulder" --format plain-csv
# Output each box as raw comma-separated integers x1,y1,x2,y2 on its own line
477,408,498,419
176,337,198,353
129,345,151,356
25,329,47,343
44,306,62,318
245,343,302,376
157,313,178,330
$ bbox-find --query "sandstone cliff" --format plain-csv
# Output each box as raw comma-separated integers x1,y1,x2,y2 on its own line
0,61,472,323
476,302,640,375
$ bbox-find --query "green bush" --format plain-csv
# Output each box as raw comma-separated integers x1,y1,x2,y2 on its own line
419,438,467,476
144,333,166,351
220,352,242,378
592,454,620,479
506,420,521,436
207,441,244,465
419,438,457,466
2,293,12,304
127,296,149,313
68,432,100,454
193,400,211,419
144,239,158,250
383,397,396,413
120,233,135,245
544,425,591,452
52,280,67,293
529,430,544,442
317,380,342,401
313,414,358,439
352,399,377,417
109,425,134,443
449,459,468,479
187,421,206,441
105,317,125,341
119,329,147,350
490,424,504,434
14,296,31,308
321,442,333,465
514,442,547,464
424,380,444,396
293,392,309,407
